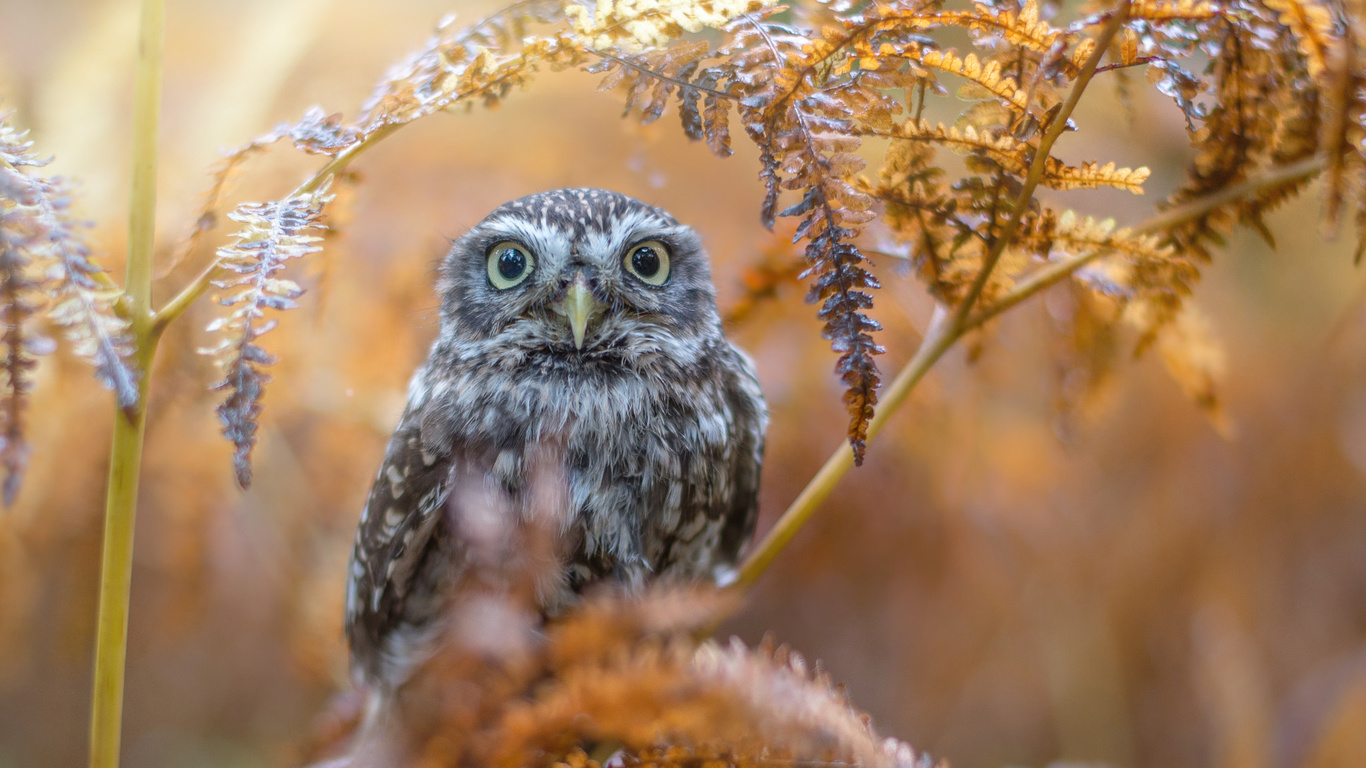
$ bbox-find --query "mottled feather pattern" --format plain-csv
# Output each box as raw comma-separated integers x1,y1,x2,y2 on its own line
346,189,766,688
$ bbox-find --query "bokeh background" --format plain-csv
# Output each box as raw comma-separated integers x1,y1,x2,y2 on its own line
2,1,1365,767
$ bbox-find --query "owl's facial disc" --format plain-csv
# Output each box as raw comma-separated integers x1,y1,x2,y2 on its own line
551,272,605,350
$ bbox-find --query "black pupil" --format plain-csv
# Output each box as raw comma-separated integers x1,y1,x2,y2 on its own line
632,247,660,277
497,248,526,280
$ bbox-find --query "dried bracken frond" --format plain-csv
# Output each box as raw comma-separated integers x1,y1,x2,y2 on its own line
350,581,940,768
567,0,771,50
0,206,45,506
1264,0,1336,78
1127,0,1220,23
201,180,334,487
0,114,137,416
1142,302,1229,435
1318,23,1366,250
1042,160,1151,193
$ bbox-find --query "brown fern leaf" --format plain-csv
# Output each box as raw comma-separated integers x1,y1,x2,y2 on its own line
1164,13,1283,259
866,128,986,302
1318,24,1366,247
357,4,582,135
966,0,1076,66
493,631,927,768
1041,159,1151,193
915,49,1032,113
202,180,333,487
1264,0,1336,78
883,119,1031,174
717,9,892,462
588,40,735,153
0,114,137,419
0,205,47,506
1127,0,1220,23
1056,211,1196,342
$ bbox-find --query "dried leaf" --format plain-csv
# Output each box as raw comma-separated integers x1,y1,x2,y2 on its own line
202,180,334,487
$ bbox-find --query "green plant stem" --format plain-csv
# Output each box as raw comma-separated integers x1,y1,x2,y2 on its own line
89,1,163,767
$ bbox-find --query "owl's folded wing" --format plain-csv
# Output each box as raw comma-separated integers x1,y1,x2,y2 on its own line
344,403,454,683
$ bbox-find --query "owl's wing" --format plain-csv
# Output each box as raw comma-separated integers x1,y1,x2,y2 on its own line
714,344,768,569
344,401,455,684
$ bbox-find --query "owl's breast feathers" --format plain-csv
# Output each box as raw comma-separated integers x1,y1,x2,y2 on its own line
345,335,765,686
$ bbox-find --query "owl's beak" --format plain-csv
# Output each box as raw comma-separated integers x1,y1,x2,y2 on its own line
552,273,603,350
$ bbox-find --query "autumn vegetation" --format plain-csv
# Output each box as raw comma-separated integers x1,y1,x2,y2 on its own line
2,0,1365,767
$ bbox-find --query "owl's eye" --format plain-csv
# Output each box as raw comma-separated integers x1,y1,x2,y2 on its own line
486,242,535,289
623,241,671,286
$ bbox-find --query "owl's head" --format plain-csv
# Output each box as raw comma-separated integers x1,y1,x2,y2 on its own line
439,188,722,356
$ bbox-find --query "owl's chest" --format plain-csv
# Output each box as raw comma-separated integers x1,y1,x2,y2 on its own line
423,358,738,576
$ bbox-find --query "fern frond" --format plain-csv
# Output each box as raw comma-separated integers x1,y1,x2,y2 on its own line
288,106,361,156
568,0,771,50
887,119,1031,172
202,180,334,487
714,10,886,462
915,49,1031,113
0,209,45,506
1042,159,1151,193
1127,0,1220,23
1318,26,1366,245
0,114,137,418
1141,302,1229,433
967,0,1071,58
1264,0,1336,78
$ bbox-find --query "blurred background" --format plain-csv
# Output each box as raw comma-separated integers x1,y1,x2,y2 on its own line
2,1,1365,767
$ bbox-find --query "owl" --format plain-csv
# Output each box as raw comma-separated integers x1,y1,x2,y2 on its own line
344,188,767,690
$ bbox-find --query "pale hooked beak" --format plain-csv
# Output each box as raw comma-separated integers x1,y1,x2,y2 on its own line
551,273,604,350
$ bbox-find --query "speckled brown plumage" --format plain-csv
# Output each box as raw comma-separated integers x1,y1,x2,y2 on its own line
345,189,766,689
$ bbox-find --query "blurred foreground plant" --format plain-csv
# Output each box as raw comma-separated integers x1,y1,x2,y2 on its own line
2,0,1364,767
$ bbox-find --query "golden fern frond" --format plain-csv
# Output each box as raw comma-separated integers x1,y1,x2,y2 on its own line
915,49,1031,113
1127,0,1221,23
1139,302,1229,434
201,179,334,487
1318,25,1366,249
967,0,1075,69
886,119,1031,174
567,0,771,50
1264,0,1336,78
1042,160,1151,193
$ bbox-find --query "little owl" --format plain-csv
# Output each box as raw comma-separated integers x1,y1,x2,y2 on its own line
344,188,767,690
